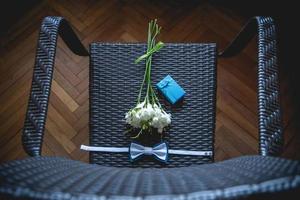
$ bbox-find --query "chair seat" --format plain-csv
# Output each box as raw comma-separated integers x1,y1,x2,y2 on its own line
1,156,299,199
89,43,217,167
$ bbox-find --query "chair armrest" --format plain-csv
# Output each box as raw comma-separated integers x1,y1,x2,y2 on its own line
22,16,88,156
219,17,283,156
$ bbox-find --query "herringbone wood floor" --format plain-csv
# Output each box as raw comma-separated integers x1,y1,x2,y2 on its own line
0,0,299,164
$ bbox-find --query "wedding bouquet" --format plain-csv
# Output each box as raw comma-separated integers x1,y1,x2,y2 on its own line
125,19,171,138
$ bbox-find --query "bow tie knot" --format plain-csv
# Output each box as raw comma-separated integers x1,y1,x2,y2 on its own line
143,147,154,155
129,142,168,162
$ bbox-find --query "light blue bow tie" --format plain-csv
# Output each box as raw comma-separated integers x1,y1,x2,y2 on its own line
129,142,168,162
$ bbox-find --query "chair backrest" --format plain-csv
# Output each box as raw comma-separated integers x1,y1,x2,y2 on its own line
89,43,217,167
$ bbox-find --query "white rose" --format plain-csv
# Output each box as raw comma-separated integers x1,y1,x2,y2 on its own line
130,110,142,128
151,116,160,128
125,112,131,124
125,102,171,133
153,107,162,117
140,104,155,121
136,101,145,109
161,113,171,125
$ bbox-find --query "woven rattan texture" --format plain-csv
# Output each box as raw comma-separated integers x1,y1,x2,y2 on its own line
22,16,88,157
1,156,299,199
218,17,283,156
90,43,216,167
22,17,62,157
256,17,283,156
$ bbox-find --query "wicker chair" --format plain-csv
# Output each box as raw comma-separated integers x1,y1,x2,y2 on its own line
0,16,299,200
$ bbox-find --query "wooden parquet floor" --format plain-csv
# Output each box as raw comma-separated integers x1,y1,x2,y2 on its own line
0,0,299,164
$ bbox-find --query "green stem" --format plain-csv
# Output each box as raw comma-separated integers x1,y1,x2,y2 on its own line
137,73,146,104
137,21,152,104
131,129,143,139
146,56,152,104
150,86,160,107
136,19,162,106
145,21,155,104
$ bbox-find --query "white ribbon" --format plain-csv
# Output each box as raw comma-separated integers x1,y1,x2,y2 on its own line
81,145,128,152
169,149,212,156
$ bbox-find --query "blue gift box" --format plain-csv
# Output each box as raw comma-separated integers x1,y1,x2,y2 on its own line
156,75,186,104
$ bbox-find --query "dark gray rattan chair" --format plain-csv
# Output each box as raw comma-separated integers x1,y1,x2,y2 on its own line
0,16,299,200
